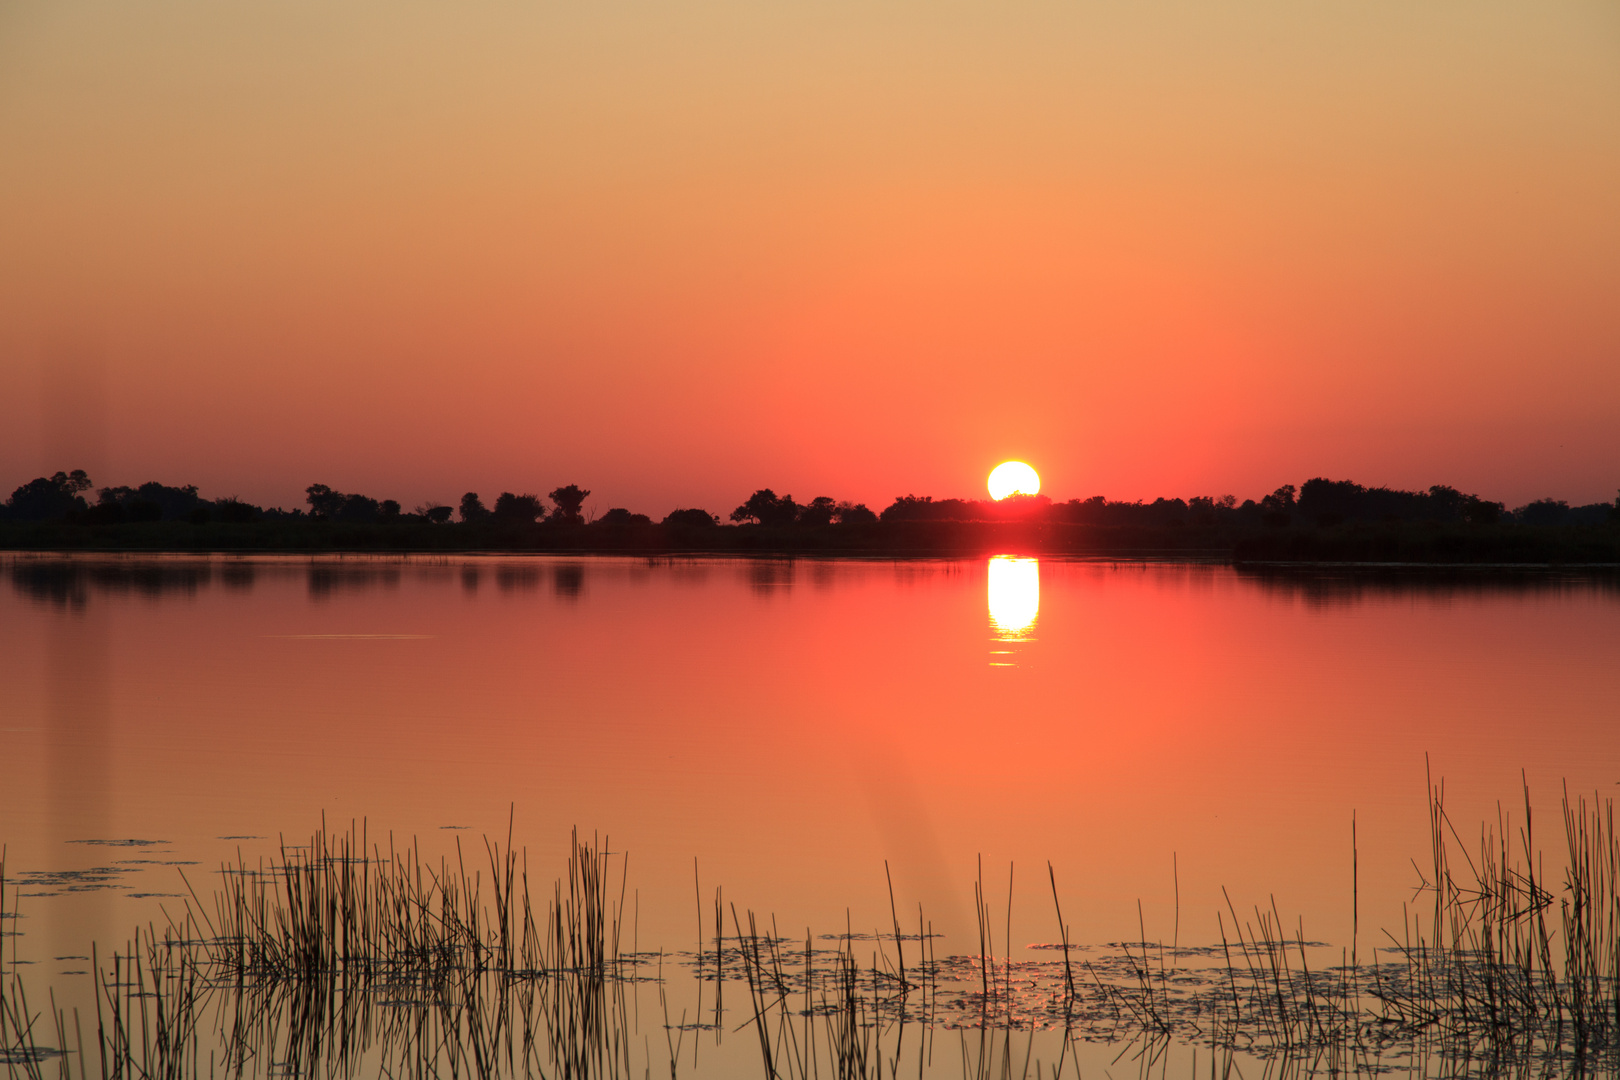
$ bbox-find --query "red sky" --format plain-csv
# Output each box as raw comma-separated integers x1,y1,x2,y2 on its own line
1,1,1617,516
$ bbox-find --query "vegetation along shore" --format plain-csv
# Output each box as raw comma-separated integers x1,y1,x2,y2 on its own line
3,470,1617,562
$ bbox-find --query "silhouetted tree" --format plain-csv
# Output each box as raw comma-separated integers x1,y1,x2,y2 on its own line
598,507,652,525
994,493,1053,519
662,508,718,527
731,489,800,526
1258,484,1296,528
1514,499,1569,526
106,481,205,521
344,496,381,522
459,492,488,522
798,496,837,527
307,488,381,523
836,502,877,525
1296,478,1361,526
549,485,590,524
880,495,992,522
379,499,401,521
1298,477,1504,526
880,494,1046,522
214,497,260,523
1260,485,1297,512
414,503,453,524
492,492,545,523
4,470,92,521
879,495,933,522
306,484,344,519
95,484,167,522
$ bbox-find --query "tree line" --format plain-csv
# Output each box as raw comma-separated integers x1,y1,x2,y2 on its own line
876,480,1618,528
2,469,1616,529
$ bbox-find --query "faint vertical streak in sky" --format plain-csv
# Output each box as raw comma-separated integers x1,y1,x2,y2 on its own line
42,330,109,480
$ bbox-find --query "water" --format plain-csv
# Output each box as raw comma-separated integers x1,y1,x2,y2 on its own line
3,553,1619,1075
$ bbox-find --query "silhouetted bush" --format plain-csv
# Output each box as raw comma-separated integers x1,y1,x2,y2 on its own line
459,492,488,522
597,507,652,525
837,502,877,525
880,493,1050,522
662,508,718,527
215,497,260,524
415,503,454,524
1570,500,1620,526
881,495,956,522
492,492,545,523
1512,499,1568,526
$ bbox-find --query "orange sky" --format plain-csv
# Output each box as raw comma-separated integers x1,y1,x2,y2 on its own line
1,1,1617,514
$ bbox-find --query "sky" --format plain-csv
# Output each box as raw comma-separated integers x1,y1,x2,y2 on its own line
1,0,1617,516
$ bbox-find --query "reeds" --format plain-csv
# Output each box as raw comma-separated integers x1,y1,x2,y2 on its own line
4,779,1620,1079
1367,772,1620,1070
3,824,643,1080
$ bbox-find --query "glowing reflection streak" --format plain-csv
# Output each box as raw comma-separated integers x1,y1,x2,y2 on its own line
987,556,1039,642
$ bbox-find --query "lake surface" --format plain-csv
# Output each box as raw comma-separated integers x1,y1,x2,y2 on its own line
3,553,1619,1074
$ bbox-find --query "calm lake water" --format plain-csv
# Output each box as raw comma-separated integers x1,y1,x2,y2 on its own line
3,553,1619,1074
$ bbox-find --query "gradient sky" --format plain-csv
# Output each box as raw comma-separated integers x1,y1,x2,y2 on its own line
1,1,1617,515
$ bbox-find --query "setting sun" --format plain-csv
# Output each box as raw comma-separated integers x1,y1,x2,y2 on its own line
987,461,1041,501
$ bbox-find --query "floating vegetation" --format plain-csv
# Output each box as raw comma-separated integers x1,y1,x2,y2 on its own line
3,779,1619,1079
10,866,137,898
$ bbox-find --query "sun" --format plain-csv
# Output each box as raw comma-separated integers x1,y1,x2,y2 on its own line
987,461,1040,501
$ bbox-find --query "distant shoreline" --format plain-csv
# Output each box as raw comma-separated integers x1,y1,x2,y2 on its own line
3,518,1618,566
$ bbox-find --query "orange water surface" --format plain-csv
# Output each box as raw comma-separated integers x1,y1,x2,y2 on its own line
3,555,1617,978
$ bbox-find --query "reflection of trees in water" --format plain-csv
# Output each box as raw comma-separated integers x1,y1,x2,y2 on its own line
1238,567,1620,607
12,557,1618,615
3,557,607,606
648,557,711,587
810,560,837,590
306,563,403,599
747,559,795,593
496,564,541,592
8,560,214,606
9,561,90,608
553,563,585,599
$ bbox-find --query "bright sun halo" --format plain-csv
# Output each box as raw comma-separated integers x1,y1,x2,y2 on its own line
988,461,1040,501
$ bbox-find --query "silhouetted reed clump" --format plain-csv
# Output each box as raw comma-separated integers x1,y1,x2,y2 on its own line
2,824,644,1079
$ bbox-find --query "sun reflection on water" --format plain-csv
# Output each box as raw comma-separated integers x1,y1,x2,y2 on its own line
987,556,1039,656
